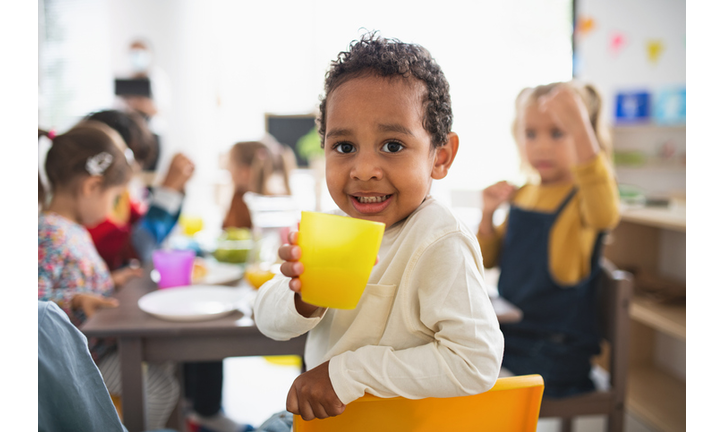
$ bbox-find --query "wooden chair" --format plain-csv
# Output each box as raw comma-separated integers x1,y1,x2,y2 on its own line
293,374,544,432
539,260,633,432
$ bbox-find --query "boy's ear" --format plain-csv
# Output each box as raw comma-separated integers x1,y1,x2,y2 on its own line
431,132,459,180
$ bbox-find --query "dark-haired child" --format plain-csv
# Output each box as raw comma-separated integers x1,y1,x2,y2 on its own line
38,121,180,431
84,110,248,432
253,33,504,427
84,109,193,270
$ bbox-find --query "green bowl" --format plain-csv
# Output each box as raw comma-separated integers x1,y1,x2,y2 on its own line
213,239,253,264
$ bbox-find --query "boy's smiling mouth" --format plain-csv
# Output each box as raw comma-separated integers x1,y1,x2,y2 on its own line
350,193,392,214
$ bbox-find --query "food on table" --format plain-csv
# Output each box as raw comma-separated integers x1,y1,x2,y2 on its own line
213,228,253,264
192,258,208,282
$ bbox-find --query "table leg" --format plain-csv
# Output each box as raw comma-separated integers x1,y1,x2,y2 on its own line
119,337,145,432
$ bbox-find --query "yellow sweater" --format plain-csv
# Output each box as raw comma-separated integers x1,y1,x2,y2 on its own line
478,153,620,286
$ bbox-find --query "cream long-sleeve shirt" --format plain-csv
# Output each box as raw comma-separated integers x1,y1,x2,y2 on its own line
254,197,504,405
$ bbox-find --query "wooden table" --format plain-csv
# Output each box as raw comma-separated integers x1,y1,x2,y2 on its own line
81,273,306,432
82,271,521,432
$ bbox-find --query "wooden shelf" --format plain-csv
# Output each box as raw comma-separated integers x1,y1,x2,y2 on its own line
615,164,686,173
627,365,686,432
620,206,686,232
613,124,686,132
630,295,686,340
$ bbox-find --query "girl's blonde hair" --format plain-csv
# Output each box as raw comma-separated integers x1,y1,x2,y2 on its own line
512,80,613,180
38,121,133,209
229,135,297,195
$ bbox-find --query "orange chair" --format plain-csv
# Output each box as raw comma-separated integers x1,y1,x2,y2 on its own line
293,374,544,432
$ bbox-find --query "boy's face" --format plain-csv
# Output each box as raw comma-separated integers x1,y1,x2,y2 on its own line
324,74,456,228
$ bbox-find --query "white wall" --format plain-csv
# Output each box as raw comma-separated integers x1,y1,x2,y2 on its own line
573,0,686,198
101,0,573,220
40,0,574,223
574,0,685,114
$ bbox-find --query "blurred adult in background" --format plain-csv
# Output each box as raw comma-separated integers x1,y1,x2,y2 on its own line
115,38,172,175
122,38,172,138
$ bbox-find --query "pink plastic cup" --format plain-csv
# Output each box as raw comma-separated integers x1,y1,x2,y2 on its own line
152,250,195,289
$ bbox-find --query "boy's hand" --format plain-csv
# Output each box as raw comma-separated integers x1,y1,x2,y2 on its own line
111,267,144,288
278,231,319,317
161,153,195,192
482,181,517,214
71,293,119,318
286,361,346,421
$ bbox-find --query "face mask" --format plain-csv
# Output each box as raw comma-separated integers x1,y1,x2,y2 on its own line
130,49,151,72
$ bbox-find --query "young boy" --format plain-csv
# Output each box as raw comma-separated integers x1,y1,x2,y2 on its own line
253,33,504,424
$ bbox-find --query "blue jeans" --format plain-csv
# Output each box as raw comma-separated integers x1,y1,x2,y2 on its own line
255,411,293,432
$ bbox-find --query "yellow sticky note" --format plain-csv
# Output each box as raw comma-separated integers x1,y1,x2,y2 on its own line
647,40,665,64
577,17,596,36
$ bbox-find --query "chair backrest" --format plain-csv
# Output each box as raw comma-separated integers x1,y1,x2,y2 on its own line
597,259,633,400
293,374,544,432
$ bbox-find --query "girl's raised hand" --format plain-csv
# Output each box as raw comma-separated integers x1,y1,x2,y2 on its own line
538,84,600,161
538,84,589,134
71,293,119,318
482,181,517,214
161,153,195,192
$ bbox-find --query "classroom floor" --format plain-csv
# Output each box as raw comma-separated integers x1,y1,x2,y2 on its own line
219,357,659,432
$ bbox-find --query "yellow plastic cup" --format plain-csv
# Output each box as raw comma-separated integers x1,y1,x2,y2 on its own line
298,211,385,309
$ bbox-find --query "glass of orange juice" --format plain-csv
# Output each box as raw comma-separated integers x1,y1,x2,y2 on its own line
245,264,276,289
245,230,281,289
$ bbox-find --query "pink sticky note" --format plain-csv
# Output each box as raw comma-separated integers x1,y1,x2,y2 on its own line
609,32,627,57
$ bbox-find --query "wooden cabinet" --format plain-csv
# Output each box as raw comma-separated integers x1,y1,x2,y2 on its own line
604,206,686,432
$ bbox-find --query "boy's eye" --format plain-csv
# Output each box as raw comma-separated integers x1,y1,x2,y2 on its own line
551,129,564,139
525,130,536,140
334,143,356,154
381,141,403,153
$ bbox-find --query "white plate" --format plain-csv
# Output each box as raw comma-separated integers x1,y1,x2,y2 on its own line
194,261,244,285
138,285,243,322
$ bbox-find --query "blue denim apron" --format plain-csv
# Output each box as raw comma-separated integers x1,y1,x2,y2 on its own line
498,188,604,398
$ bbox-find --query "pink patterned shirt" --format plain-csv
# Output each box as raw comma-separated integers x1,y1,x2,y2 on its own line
38,212,115,361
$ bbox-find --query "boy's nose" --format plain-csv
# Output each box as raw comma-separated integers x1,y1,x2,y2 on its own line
350,151,383,181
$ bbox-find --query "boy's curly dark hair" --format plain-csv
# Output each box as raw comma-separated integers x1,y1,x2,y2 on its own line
318,32,453,148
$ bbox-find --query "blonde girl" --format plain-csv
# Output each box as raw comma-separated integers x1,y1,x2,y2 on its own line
38,121,179,430
477,81,619,398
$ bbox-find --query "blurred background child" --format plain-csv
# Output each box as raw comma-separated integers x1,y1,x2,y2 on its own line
173,136,299,432
477,81,620,398
222,135,297,229
84,110,247,432
37,121,180,430
84,109,194,269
